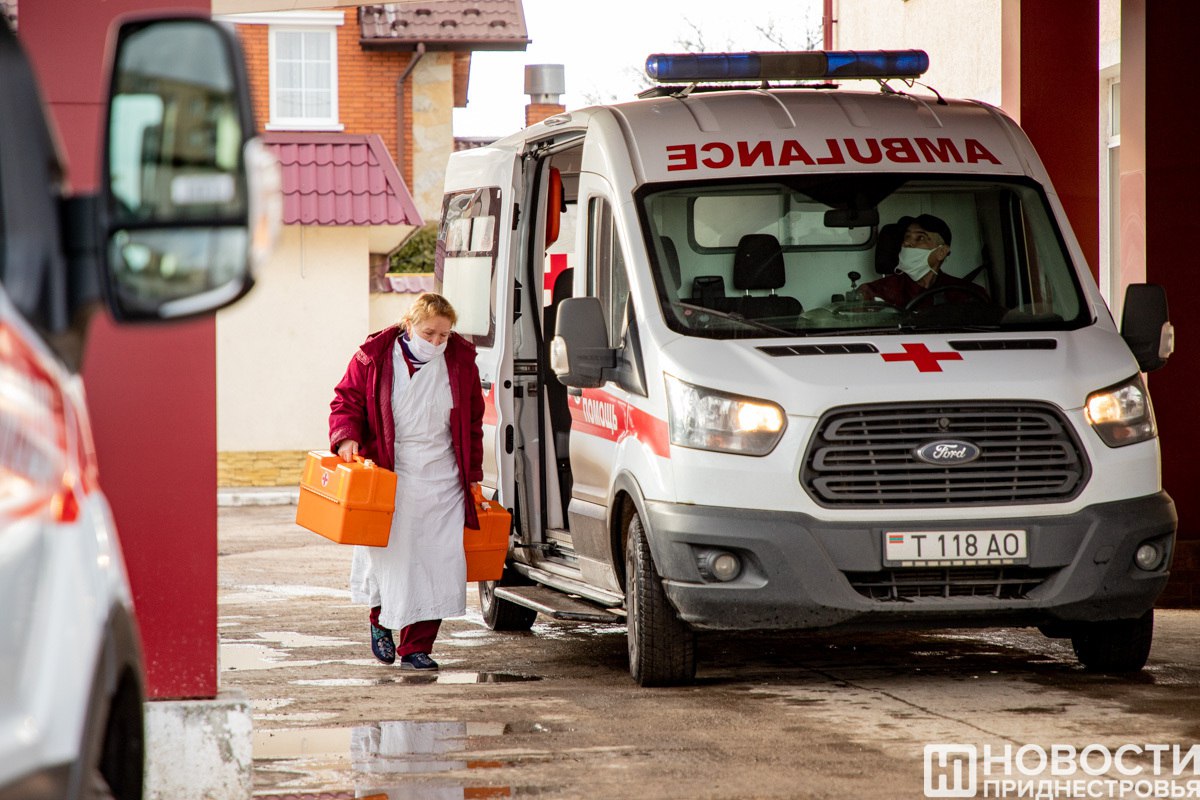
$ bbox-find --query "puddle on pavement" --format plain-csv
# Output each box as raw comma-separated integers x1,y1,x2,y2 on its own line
529,621,625,641
254,631,357,648
255,784,515,799
254,720,559,797
220,643,325,671
252,698,294,711
290,672,541,687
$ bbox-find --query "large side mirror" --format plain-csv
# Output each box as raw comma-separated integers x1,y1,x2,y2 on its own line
550,297,616,388
1121,283,1173,373
100,16,280,321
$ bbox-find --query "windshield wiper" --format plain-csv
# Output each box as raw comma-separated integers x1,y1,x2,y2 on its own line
672,302,796,337
838,323,1004,336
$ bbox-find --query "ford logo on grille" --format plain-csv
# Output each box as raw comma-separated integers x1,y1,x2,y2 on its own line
914,439,981,465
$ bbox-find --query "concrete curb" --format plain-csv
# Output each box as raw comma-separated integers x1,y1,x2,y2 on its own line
145,692,252,800
218,487,299,507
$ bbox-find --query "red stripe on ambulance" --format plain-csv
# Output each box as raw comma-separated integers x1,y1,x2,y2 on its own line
666,137,1001,171
570,388,670,459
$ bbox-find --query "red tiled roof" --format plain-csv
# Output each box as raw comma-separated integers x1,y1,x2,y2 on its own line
262,132,423,227
359,1,530,51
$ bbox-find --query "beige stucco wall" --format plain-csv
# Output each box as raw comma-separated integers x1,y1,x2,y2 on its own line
369,290,422,334
835,0,1120,99
411,51,455,222
217,224,370,453
1100,0,1120,69
833,0,1002,105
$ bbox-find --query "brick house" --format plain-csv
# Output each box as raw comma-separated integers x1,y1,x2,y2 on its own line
215,2,528,488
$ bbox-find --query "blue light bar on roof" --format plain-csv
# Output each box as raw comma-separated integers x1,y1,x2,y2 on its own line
644,50,929,83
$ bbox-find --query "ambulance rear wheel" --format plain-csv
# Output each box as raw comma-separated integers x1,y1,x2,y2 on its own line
478,571,537,632
625,513,696,687
1070,610,1154,673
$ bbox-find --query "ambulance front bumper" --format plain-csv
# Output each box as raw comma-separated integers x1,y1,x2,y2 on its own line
644,492,1176,631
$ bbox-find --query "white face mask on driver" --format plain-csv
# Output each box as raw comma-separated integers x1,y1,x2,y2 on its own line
896,247,934,283
406,332,447,360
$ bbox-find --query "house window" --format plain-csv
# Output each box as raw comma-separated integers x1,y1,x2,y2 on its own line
217,11,346,130
269,26,339,130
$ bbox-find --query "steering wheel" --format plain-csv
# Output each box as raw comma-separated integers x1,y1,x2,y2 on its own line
903,283,992,311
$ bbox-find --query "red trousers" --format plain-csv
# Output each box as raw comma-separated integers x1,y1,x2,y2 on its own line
370,606,441,656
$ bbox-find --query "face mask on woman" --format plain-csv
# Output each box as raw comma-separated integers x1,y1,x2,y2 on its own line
896,247,933,283
406,331,447,360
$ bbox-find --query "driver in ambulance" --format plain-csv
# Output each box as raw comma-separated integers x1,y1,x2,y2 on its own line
859,214,985,308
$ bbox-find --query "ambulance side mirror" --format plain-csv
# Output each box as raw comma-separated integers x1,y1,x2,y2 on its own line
550,297,616,388
1121,283,1173,373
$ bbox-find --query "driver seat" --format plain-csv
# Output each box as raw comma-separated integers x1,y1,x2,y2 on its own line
874,222,907,275
732,234,802,321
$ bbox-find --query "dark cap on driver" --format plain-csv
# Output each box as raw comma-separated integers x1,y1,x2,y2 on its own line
901,213,952,246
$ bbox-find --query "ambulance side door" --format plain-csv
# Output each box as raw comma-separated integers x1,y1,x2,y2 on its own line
438,150,524,511
567,177,631,522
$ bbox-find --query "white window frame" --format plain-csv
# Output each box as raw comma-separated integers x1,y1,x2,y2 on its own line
219,11,346,132
268,24,341,131
1099,72,1120,312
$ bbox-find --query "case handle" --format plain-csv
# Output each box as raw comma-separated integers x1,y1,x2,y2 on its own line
472,483,491,510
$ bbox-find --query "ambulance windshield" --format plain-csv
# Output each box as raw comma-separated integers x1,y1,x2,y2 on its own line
640,176,1089,339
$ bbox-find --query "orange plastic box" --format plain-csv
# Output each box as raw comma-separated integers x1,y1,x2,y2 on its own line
464,487,511,582
296,451,397,547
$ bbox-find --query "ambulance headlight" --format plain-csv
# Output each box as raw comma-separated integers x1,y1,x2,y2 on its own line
664,374,785,456
1085,375,1157,448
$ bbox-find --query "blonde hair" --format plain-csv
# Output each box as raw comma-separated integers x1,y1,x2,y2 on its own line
401,292,457,329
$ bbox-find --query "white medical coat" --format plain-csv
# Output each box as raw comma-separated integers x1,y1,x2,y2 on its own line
350,342,467,631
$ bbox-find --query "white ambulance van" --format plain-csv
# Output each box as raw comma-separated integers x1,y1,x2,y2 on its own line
437,51,1176,686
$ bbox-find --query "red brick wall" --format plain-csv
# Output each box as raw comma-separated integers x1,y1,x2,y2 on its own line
453,52,471,108
526,102,566,127
235,16,418,185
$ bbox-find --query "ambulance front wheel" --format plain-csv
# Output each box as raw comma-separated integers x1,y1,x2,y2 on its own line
1070,609,1154,673
625,512,697,687
478,571,537,632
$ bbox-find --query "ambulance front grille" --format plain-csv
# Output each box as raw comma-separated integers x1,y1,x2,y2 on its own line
845,566,1058,601
802,402,1089,507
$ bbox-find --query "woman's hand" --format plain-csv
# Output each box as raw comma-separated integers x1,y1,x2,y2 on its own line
337,440,359,462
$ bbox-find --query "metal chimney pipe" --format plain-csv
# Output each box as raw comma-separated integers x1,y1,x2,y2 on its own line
524,64,566,105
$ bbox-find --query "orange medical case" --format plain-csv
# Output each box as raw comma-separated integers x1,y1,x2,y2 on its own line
296,451,397,547
464,486,510,582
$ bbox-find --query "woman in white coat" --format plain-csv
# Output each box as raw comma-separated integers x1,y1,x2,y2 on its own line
329,293,485,670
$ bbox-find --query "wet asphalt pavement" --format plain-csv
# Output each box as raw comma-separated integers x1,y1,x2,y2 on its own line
219,504,1200,800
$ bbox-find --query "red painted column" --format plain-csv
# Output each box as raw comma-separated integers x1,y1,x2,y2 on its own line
1000,0,1100,278
19,0,218,698
1122,0,1200,607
